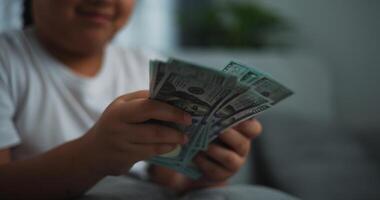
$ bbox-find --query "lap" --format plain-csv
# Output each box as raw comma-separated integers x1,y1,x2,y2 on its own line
180,185,299,200
78,176,176,200
77,176,299,200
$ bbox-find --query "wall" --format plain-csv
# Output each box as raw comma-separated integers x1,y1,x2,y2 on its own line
0,0,22,32
257,0,380,130
114,0,177,51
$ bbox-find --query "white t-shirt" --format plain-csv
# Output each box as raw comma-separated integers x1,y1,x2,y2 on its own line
0,28,154,173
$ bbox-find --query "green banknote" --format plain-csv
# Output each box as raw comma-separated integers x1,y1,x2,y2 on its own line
147,59,293,179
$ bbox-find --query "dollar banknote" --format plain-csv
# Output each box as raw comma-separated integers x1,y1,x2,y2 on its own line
147,59,293,179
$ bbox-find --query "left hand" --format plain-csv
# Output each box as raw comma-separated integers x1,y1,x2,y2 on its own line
149,119,262,193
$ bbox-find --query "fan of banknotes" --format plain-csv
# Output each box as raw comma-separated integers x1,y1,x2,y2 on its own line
147,58,293,179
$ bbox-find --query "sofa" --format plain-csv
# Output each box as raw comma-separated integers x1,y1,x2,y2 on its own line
171,49,380,200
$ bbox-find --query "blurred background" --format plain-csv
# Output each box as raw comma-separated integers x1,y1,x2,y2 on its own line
1,0,379,199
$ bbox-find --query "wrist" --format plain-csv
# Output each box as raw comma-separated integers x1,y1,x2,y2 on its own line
72,134,111,177
76,129,135,176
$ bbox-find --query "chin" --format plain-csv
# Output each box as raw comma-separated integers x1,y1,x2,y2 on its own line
68,39,107,56
72,31,113,53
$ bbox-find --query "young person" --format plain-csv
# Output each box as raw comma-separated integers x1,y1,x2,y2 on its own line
0,0,295,199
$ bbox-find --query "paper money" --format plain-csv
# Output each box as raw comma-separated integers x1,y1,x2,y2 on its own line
147,59,293,179
223,62,293,105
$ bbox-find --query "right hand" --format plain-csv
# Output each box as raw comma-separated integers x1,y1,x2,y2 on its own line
80,90,191,176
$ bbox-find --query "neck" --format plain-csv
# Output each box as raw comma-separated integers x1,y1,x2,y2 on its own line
36,31,105,78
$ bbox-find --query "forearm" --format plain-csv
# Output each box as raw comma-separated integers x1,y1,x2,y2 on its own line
0,137,105,200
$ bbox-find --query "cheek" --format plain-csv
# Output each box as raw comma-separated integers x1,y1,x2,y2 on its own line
34,0,77,26
114,0,135,29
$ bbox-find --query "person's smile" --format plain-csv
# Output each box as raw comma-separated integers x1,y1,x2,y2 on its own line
76,7,115,26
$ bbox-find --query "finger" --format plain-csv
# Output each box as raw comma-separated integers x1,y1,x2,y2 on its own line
119,90,150,101
121,99,192,125
204,144,244,172
125,124,188,144
194,153,232,182
234,119,262,139
219,128,250,157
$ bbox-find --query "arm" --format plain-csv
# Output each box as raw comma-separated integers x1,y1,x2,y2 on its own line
0,90,190,200
0,139,104,200
0,149,10,165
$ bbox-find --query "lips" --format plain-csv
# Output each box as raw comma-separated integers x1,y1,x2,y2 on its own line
76,8,114,24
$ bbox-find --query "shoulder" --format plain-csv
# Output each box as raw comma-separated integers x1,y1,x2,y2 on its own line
0,29,26,82
0,28,34,75
0,28,30,60
0,28,37,103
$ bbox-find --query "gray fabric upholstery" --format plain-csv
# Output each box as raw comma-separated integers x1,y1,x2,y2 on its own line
79,176,299,200
171,50,380,200
255,115,380,200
